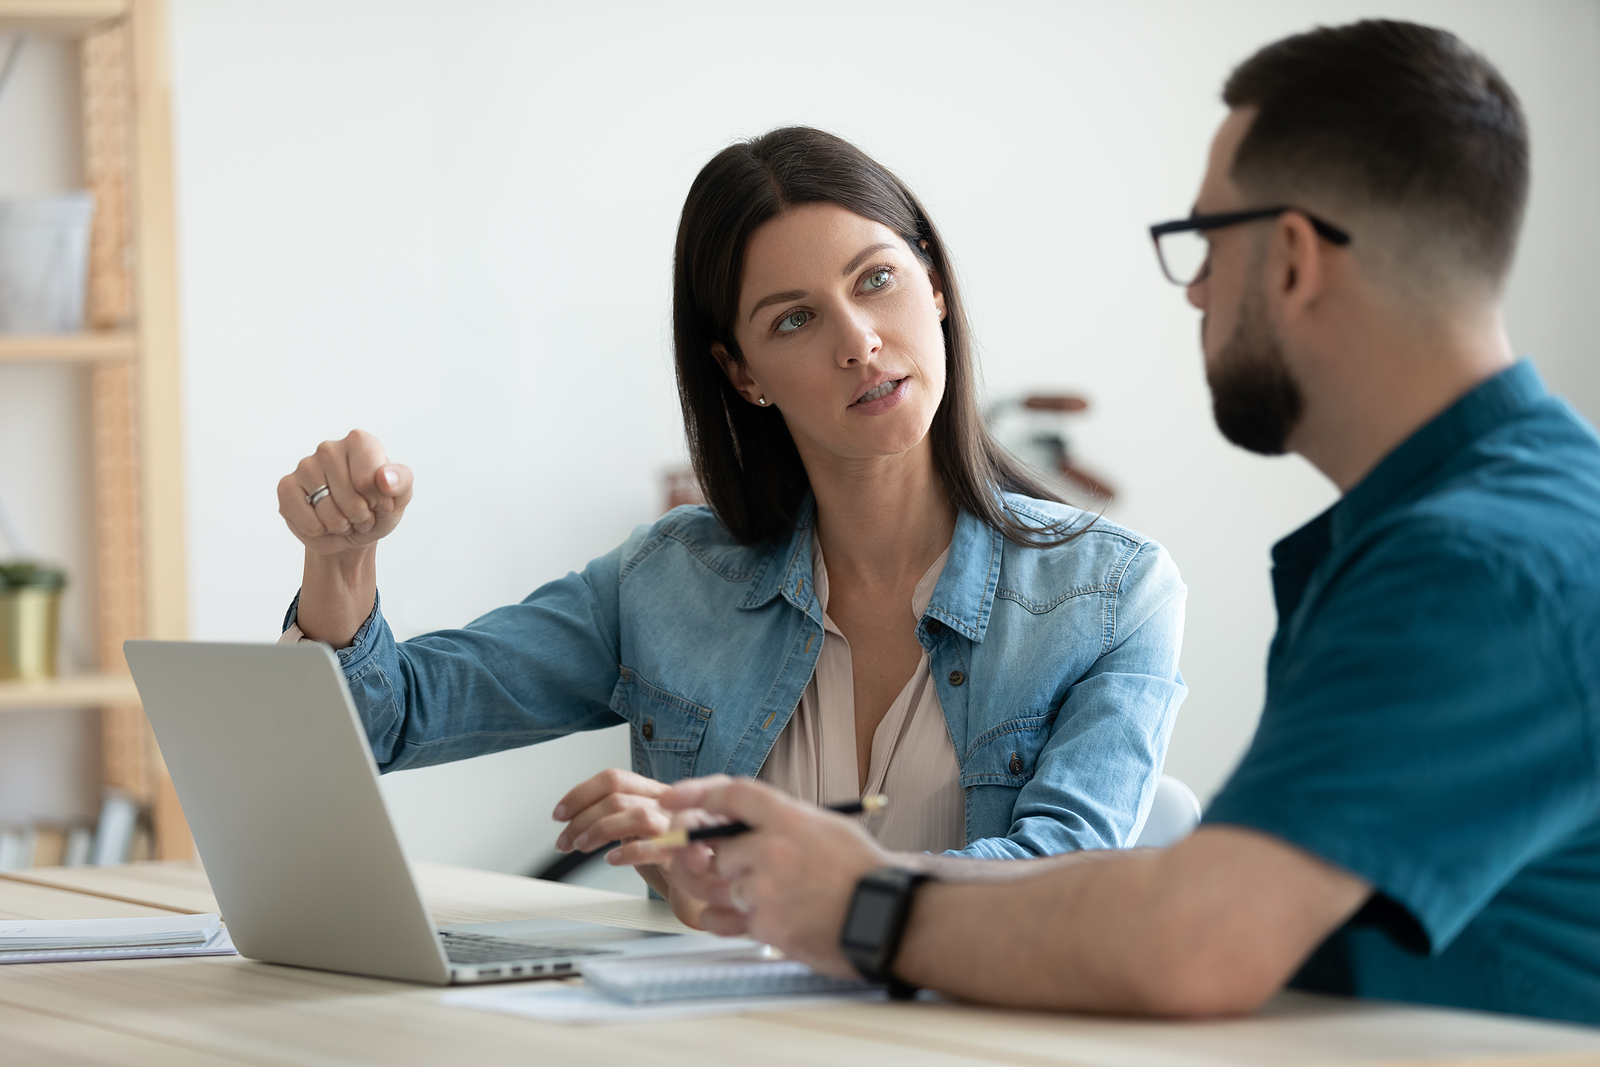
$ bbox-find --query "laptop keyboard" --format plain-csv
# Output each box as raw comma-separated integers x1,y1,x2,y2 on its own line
438,930,614,964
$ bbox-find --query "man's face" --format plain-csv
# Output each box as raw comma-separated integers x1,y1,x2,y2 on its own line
1188,108,1303,456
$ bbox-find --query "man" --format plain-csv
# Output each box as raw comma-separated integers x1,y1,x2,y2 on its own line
635,21,1600,1023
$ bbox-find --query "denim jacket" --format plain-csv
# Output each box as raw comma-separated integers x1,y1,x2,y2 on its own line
290,494,1187,858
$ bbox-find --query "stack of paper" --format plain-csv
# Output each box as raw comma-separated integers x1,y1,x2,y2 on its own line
0,913,236,964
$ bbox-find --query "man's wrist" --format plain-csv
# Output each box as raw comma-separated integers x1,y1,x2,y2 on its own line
839,867,931,998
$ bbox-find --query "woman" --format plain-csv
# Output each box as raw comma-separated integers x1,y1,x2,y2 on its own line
276,127,1186,927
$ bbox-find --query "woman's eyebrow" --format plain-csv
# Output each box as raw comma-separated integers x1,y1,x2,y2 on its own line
842,242,897,276
748,289,808,324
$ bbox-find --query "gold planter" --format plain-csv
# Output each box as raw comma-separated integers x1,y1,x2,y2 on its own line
0,586,62,680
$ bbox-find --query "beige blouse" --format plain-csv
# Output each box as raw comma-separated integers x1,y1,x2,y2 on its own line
281,538,969,855
757,536,966,855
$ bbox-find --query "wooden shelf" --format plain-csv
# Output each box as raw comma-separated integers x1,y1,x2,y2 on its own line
0,331,136,364
0,673,140,711
0,0,127,35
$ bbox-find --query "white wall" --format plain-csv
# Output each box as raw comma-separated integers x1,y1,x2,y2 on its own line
159,0,1600,880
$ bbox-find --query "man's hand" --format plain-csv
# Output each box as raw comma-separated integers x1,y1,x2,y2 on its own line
277,429,412,558
659,776,893,976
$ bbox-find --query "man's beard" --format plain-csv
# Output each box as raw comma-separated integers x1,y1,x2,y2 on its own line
1205,287,1303,456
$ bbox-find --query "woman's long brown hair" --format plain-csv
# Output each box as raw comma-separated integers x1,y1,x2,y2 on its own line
673,126,1084,547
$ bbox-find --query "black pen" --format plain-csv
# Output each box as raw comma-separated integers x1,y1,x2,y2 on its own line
644,795,888,849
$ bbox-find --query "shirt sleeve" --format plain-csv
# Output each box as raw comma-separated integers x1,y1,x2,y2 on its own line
1204,522,1599,953
281,533,644,774
952,538,1189,858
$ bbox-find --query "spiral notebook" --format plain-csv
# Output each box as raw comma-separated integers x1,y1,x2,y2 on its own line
580,946,877,1004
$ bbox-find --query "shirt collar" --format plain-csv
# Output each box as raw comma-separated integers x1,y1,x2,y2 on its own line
1329,358,1547,547
739,493,1004,642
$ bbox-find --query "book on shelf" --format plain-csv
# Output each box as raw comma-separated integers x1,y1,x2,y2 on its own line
0,791,156,871
0,822,97,871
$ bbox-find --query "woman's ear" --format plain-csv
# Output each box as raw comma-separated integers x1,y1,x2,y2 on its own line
710,342,767,406
929,269,947,322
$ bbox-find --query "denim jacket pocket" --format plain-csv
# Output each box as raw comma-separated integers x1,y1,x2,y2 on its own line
610,665,713,781
960,713,1054,788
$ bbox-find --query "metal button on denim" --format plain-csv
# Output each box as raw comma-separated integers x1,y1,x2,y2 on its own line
642,719,653,741
1009,752,1023,775
948,670,965,686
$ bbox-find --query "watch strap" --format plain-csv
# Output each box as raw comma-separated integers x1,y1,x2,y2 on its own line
839,867,930,998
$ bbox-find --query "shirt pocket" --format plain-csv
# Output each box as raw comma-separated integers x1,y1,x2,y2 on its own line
609,665,713,782
959,713,1053,788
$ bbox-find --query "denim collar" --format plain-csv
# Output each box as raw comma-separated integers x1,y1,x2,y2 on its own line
739,492,1004,643
1329,358,1546,548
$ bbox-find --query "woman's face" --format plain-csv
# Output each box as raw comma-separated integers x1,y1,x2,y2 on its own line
715,202,948,468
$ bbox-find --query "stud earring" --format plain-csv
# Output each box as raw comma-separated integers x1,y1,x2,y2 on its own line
757,396,767,406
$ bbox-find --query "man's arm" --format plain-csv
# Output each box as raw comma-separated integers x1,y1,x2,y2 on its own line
662,777,1370,1017
895,825,1369,1015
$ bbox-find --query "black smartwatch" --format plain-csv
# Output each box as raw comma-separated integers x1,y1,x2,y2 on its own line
839,867,931,999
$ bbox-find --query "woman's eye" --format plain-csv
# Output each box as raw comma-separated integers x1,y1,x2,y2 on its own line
862,268,892,291
775,310,810,334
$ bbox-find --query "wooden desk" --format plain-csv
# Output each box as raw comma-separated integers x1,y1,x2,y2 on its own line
2,864,1597,1067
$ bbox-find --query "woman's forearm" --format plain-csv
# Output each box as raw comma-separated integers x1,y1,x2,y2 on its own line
297,545,378,647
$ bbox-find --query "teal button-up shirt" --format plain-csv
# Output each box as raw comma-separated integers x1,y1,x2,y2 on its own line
1206,360,1600,1024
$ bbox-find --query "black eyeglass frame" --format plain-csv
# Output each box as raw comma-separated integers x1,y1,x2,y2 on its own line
1148,207,1352,286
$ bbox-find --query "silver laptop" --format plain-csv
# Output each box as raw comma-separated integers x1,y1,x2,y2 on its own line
125,639,747,985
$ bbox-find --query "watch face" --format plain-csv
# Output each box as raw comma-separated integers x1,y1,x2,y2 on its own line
843,886,899,946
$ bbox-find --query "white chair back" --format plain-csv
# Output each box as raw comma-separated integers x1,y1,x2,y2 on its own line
1132,774,1202,848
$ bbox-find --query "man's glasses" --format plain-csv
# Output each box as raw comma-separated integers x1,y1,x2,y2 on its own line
1149,207,1351,286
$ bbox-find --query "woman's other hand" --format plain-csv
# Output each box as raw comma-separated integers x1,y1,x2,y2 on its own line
607,807,745,933
553,768,674,853
555,770,743,932
278,429,412,558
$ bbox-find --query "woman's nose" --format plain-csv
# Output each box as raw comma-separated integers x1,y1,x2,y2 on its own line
833,308,881,367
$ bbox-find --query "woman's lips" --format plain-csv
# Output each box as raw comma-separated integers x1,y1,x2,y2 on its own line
850,377,909,415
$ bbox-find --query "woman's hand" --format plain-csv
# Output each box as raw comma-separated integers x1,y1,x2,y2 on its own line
553,769,675,854
277,429,412,559
278,429,412,646
659,775,891,969
607,807,747,933
556,770,745,931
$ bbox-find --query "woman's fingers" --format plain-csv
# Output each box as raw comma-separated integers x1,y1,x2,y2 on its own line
277,431,411,553
277,472,328,540
313,438,374,534
341,430,397,516
556,790,671,852
567,800,673,852
554,768,668,823
373,463,413,516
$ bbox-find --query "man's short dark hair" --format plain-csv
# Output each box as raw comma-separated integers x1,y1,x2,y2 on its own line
1224,20,1528,287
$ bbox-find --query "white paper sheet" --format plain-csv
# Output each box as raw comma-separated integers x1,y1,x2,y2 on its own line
0,912,220,950
442,980,885,1026
0,925,236,964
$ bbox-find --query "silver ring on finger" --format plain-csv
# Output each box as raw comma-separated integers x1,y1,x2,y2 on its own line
306,485,331,507
729,879,752,914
